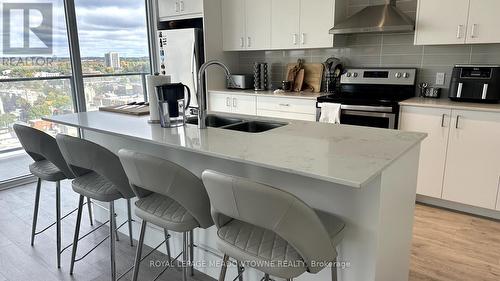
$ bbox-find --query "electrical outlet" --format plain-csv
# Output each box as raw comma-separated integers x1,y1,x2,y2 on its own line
435,72,446,85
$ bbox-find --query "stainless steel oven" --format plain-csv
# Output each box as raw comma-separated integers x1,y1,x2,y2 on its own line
316,104,397,129
316,67,416,129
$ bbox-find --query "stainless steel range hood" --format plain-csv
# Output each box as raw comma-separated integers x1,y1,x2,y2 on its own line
330,0,414,35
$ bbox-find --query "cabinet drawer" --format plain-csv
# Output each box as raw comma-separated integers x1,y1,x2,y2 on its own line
257,109,316,121
256,96,316,115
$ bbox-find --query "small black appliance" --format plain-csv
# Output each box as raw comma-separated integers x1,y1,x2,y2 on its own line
449,65,500,103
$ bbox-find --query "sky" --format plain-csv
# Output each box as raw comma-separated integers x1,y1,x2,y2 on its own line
0,0,149,58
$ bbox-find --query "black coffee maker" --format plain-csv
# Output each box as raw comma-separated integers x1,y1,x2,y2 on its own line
155,83,191,128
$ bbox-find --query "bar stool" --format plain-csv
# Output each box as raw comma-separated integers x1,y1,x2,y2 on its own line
118,149,214,281
201,170,346,281
13,123,93,268
56,134,139,281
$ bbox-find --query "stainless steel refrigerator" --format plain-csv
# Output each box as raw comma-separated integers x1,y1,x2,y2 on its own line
157,28,203,108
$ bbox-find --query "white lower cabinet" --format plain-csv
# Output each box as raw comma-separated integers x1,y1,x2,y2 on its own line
208,92,256,115
442,110,500,209
208,92,317,121
208,92,232,113
256,96,317,121
231,94,257,115
400,106,500,210
399,106,451,198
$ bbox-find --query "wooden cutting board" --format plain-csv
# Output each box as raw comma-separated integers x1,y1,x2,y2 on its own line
293,69,305,92
286,63,324,93
99,105,150,116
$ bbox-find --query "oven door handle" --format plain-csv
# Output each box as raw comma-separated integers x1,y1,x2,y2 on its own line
340,104,394,113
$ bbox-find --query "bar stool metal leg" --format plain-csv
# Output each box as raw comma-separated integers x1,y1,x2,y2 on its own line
86,197,93,226
31,178,42,246
70,195,84,275
112,208,120,242
236,261,244,281
219,254,229,281
132,220,147,281
55,180,62,268
331,260,338,281
110,201,117,281
182,232,188,281
164,229,172,262
126,199,134,246
189,229,194,276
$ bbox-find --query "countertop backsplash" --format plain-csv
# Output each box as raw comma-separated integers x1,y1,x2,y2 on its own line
237,0,500,97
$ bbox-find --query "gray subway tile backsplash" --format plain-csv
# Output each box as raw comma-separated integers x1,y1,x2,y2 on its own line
235,0,500,95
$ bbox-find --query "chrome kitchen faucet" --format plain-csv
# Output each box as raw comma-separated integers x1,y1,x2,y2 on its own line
197,60,233,129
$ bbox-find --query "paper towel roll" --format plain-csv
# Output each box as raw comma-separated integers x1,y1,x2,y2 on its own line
146,75,171,123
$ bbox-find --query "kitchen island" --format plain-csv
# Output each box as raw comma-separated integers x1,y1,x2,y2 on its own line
44,111,426,281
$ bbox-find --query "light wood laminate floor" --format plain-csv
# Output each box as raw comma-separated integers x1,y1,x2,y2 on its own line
410,204,500,281
0,181,499,280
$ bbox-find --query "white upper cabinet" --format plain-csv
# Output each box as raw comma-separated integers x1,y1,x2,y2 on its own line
442,110,500,210
415,0,500,45
221,0,246,51
299,0,334,48
399,106,452,198
414,0,470,45
465,0,500,44
222,0,335,50
222,0,271,51
245,0,272,50
271,0,301,49
271,0,335,49
158,0,203,20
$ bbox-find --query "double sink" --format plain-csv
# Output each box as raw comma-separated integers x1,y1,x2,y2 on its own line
186,115,287,133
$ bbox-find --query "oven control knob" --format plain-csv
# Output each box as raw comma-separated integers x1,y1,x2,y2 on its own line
395,72,402,78
403,72,410,78
353,72,358,78
346,72,352,77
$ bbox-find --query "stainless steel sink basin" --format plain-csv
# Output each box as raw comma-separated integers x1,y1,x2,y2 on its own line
223,121,287,133
186,115,244,128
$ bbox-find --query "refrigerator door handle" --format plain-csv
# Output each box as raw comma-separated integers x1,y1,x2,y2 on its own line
191,40,198,101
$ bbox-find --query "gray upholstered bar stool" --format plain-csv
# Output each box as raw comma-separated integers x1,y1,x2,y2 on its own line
201,170,346,281
118,149,214,281
56,134,137,281
13,123,93,268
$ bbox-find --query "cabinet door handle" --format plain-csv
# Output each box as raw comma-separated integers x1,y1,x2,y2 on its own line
279,103,290,107
301,33,305,44
226,97,231,107
240,37,244,48
247,37,251,48
179,0,184,11
455,115,461,129
456,25,463,39
293,34,298,45
441,114,447,127
175,1,180,12
471,24,478,38
233,98,237,108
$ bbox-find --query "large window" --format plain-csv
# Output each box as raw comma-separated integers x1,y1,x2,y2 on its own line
75,0,150,111
0,0,151,184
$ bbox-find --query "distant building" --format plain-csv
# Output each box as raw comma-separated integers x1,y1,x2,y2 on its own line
105,52,121,69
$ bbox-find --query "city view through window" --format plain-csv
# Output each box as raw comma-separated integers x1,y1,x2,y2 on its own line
0,0,151,182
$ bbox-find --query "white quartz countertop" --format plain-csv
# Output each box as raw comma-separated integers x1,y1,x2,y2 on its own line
209,89,327,100
44,112,426,188
400,97,500,113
